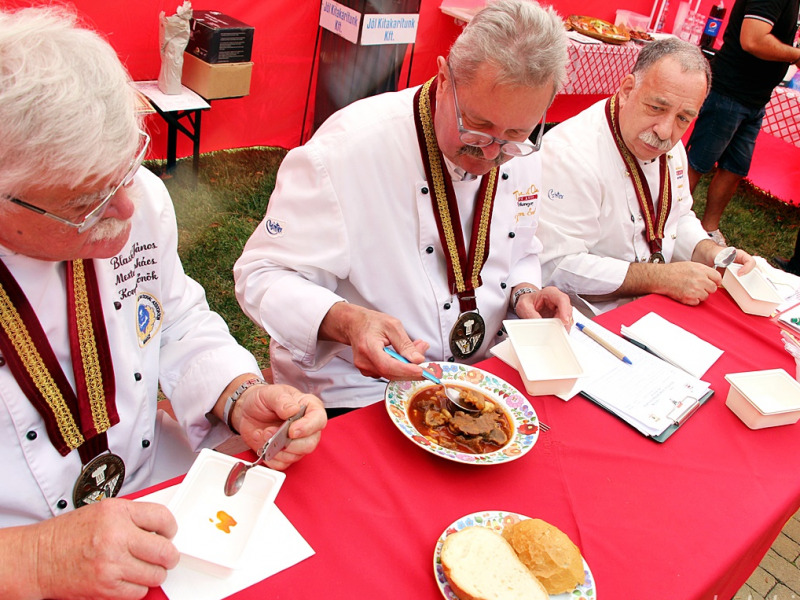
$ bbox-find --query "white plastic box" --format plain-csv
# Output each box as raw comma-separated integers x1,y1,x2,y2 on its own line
615,9,650,31
722,263,783,317
167,448,285,570
725,369,800,429
501,319,584,396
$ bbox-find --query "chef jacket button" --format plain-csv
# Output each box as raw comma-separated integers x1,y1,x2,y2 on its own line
421,186,429,194
425,246,434,254
500,282,507,289
497,330,504,337
142,439,151,448
508,232,516,238
501,172,509,180
134,372,142,381
447,356,455,362
0,356,5,367
56,499,68,510
26,430,37,441
113,301,122,310
444,303,451,310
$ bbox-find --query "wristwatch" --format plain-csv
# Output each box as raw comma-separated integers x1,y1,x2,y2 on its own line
222,377,267,435
511,287,536,312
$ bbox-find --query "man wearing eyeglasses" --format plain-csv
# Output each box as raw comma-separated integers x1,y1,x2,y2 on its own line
234,0,572,415
0,7,326,598
536,38,755,316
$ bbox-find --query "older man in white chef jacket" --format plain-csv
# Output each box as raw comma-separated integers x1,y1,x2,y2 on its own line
235,0,573,414
0,8,326,599
536,38,755,316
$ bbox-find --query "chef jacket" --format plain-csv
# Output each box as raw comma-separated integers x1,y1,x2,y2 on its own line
234,85,546,409
536,100,709,315
0,168,259,526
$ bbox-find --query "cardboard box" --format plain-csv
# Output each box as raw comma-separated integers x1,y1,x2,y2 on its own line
186,10,254,64
182,52,252,99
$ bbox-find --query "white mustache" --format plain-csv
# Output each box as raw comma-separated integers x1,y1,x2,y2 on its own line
638,130,673,152
86,217,129,242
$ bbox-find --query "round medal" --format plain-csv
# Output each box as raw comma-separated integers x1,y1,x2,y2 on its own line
73,452,125,508
649,252,665,264
449,311,486,360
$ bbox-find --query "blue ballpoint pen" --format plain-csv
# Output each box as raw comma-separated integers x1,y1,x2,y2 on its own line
576,322,633,365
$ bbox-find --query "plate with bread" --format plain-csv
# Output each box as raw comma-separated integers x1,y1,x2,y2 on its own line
434,510,595,600
385,362,540,465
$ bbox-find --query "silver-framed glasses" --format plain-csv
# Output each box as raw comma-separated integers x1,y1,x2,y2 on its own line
448,64,546,157
2,130,150,233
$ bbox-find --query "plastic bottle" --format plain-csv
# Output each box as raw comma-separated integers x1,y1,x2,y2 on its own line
700,1,727,50
656,0,670,32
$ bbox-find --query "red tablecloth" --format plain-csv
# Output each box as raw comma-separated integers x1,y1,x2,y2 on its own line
143,290,800,600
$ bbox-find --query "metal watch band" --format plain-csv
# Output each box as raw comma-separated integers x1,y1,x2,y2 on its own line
511,287,536,312
222,377,266,435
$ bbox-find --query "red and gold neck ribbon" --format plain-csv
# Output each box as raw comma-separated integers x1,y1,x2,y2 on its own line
605,94,672,255
413,76,499,312
0,258,117,459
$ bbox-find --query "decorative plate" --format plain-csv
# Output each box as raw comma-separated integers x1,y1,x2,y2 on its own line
568,15,630,44
433,510,597,600
384,362,540,465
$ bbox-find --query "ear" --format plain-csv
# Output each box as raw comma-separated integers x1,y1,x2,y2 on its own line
436,56,450,101
617,73,636,106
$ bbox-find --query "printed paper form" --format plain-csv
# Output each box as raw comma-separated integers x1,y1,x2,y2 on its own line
620,312,723,379
570,321,711,437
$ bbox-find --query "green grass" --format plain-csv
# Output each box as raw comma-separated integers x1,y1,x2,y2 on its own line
150,149,800,368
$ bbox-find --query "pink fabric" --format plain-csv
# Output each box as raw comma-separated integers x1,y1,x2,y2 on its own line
139,290,800,599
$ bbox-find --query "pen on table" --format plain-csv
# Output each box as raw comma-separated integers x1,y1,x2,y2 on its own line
576,322,633,365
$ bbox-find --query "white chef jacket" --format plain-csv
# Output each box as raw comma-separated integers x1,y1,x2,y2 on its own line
536,99,708,315
0,168,259,526
234,85,546,409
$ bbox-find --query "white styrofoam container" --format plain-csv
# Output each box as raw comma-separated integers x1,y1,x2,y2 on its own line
502,319,584,396
722,263,783,317
725,369,800,429
167,448,286,570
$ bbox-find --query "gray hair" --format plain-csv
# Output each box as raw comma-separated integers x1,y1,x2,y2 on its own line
0,7,141,197
448,0,568,94
632,38,711,94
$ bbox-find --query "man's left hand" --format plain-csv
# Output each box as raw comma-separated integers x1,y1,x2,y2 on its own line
513,285,573,329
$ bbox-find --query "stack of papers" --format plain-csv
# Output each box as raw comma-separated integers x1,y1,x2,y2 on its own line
571,320,712,438
620,312,723,378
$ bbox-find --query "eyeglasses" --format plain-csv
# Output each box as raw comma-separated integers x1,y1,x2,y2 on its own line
2,130,150,233
448,64,546,157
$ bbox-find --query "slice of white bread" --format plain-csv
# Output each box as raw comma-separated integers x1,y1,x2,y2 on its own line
440,526,549,600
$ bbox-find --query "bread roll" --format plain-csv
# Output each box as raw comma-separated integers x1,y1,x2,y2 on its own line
440,526,549,600
501,519,585,595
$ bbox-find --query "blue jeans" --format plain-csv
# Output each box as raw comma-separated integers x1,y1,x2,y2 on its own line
686,89,765,177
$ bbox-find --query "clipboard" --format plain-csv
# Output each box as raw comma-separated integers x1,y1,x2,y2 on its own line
580,388,714,443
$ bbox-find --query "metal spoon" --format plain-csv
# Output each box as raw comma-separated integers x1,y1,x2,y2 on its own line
714,246,737,276
223,405,307,497
382,347,479,413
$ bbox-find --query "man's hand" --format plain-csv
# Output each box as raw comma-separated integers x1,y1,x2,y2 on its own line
513,285,573,329
232,384,328,470
649,261,721,305
318,302,431,381
1,498,179,600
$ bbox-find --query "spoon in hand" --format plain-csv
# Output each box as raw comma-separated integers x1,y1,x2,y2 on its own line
223,405,307,496
382,347,479,413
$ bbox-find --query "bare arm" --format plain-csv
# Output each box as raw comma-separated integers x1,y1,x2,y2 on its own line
740,17,800,65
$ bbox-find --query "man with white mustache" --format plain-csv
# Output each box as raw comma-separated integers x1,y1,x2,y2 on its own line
536,38,755,315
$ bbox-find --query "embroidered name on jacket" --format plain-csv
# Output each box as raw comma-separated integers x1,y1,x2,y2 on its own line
514,184,539,207
110,241,159,301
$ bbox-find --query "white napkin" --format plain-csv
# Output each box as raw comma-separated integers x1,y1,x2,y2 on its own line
136,486,314,600
567,30,602,44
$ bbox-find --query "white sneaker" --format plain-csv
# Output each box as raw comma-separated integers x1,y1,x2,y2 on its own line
707,229,727,246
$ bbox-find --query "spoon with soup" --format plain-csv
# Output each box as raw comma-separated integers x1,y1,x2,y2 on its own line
383,347,479,413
